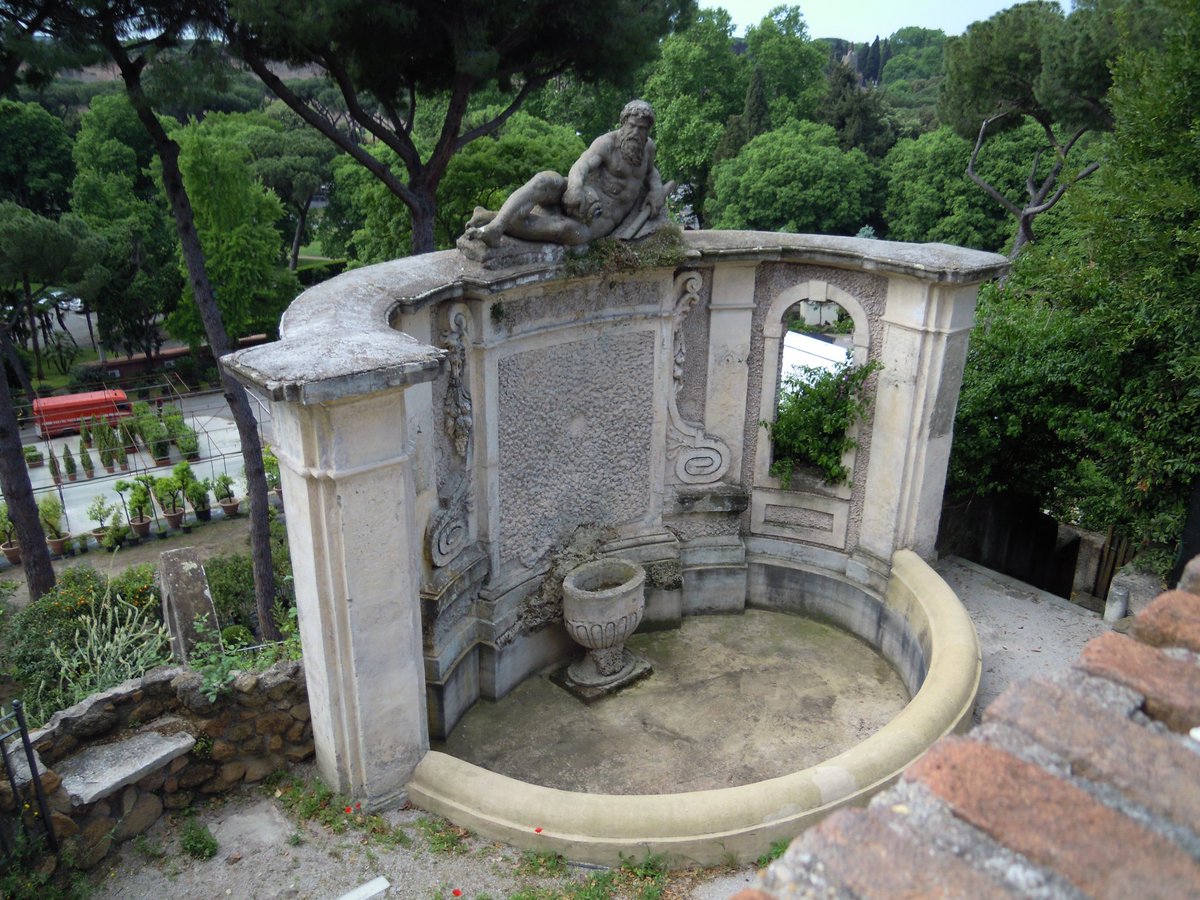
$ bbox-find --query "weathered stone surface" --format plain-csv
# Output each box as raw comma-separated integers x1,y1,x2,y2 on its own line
906,738,1200,897
255,711,292,736
49,809,79,838
986,677,1200,835
288,701,310,722
59,700,118,738
162,790,192,810
136,769,166,792
74,816,115,869
1132,589,1200,653
266,735,283,752
56,731,194,806
1078,632,1200,732
232,671,259,693
113,791,162,843
1180,556,1200,594
242,756,280,784
127,699,165,724
177,761,217,789
160,548,218,662
210,739,237,762
226,722,254,742
283,742,315,763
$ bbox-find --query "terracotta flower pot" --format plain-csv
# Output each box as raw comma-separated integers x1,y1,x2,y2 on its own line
1,541,20,565
47,536,68,556
163,508,185,529
219,499,240,518
129,516,152,538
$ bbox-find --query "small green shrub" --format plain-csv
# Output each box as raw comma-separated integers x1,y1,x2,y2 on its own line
518,849,568,876
179,818,218,859
220,624,254,648
755,838,789,868
2,565,166,725
203,553,256,628
763,359,882,487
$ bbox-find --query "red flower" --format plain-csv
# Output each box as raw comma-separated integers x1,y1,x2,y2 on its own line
344,806,352,814
355,802,361,810
452,891,462,897
534,827,543,833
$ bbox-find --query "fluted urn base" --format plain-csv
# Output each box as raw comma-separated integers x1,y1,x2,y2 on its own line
555,557,653,702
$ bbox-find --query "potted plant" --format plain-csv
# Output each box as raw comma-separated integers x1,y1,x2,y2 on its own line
0,503,20,565
125,477,156,537
120,419,137,452
86,494,116,543
153,474,186,529
214,473,240,517
262,444,281,497
186,477,213,522
101,509,129,551
23,445,44,468
38,495,68,556
145,419,171,465
80,442,96,479
116,446,129,471
176,429,201,461
62,445,77,482
80,416,93,448
48,451,61,485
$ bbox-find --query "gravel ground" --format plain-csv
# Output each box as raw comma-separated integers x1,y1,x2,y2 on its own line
31,547,1111,900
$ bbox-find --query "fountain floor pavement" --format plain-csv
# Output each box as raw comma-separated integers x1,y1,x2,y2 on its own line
79,553,1110,898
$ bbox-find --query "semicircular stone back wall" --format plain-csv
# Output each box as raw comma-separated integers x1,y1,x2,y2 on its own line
225,230,1006,807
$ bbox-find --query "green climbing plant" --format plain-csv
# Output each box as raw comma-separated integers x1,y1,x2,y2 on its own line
763,359,882,487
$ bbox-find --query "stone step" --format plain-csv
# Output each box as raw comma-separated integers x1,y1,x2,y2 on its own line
55,728,195,806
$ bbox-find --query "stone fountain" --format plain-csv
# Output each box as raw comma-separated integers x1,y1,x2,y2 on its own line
554,558,652,701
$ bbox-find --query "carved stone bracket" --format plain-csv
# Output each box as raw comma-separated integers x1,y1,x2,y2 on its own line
666,271,730,485
427,305,474,567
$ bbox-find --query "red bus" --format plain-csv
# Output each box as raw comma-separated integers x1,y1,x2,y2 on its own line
32,389,131,439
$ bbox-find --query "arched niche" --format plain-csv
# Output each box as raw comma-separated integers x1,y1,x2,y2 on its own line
755,280,872,501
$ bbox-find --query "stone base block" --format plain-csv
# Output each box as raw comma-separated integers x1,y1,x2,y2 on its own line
550,654,652,704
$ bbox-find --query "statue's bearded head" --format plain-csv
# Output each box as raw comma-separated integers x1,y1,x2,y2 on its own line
618,100,655,165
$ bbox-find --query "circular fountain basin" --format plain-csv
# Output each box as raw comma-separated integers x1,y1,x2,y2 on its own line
407,550,980,866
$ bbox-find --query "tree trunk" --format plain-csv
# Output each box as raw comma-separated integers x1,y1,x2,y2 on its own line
0,374,54,600
409,187,437,255
22,277,43,382
115,51,282,641
289,200,310,271
1169,475,1200,589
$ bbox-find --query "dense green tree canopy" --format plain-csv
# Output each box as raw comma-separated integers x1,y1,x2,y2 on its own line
884,123,1065,251
642,7,746,218
949,0,1200,569
0,98,73,214
166,120,298,347
707,120,874,235
742,5,827,126
223,0,695,254
71,92,181,361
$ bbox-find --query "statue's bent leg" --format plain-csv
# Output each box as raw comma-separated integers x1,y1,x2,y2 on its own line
468,172,568,246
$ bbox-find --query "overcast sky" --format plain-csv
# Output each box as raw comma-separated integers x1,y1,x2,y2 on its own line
705,0,1021,42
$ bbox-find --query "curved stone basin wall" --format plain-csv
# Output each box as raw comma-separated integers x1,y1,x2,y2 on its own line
407,550,980,866
224,231,1004,817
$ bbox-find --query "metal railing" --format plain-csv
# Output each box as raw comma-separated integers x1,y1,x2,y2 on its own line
0,700,58,866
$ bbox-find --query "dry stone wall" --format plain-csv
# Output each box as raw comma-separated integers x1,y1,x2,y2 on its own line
0,660,311,869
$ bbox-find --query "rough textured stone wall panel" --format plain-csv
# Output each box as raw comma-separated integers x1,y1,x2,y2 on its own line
498,330,656,566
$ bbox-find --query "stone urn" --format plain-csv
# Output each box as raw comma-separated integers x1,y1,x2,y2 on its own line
561,558,649,692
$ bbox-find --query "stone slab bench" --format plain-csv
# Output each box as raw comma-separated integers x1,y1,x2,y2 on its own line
54,729,195,806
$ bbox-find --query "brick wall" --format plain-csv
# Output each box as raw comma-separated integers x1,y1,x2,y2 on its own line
737,559,1200,897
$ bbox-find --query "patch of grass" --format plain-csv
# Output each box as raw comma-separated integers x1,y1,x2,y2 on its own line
415,816,470,854
270,773,409,846
755,839,789,869
133,834,165,860
179,818,218,860
563,225,688,279
517,849,568,877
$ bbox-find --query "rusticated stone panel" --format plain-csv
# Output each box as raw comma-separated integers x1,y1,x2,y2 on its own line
498,331,656,566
